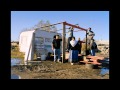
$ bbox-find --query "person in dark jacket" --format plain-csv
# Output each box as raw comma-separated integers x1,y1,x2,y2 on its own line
68,37,79,64
52,35,62,62
82,27,95,55
90,39,97,56
78,37,82,54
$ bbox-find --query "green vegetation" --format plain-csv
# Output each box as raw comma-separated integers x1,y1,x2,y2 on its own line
11,45,38,64
11,46,24,59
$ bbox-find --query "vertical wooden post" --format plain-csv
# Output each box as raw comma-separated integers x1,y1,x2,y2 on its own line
30,33,35,61
62,22,66,63
86,31,87,56
26,32,35,65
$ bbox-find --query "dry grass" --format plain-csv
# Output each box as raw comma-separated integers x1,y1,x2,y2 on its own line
11,46,24,59
11,46,25,64
81,43,90,51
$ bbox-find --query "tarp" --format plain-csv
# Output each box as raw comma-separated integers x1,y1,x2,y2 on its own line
100,68,109,75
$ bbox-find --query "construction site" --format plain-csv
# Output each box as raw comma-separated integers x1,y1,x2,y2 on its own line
11,21,109,79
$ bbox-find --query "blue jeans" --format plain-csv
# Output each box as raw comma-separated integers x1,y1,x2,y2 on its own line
90,49,95,56
69,50,78,63
54,49,61,61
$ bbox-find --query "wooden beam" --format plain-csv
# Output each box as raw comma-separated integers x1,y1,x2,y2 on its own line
64,22,87,31
86,31,87,56
62,22,66,63
39,22,64,28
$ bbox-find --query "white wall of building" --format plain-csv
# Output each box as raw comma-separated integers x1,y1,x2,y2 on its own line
19,29,62,54
19,30,35,52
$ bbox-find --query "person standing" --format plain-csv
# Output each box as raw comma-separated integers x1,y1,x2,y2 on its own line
90,39,97,56
52,35,62,62
66,27,74,52
87,27,95,36
68,37,79,64
78,38,82,54
82,27,95,55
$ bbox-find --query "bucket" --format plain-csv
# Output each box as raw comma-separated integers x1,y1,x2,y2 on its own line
41,55,46,60
37,57,41,60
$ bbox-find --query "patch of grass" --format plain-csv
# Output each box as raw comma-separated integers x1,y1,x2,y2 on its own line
11,46,24,59
97,49,101,53
11,46,38,64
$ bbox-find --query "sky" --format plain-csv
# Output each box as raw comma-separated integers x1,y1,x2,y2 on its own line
11,11,109,41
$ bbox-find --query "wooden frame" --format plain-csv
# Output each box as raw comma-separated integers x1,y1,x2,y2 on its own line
38,21,88,63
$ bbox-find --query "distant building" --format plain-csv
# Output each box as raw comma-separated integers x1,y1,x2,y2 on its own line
96,40,109,55
96,40,109,46
11,41,19,46
19,28,62,62
19,29,61,53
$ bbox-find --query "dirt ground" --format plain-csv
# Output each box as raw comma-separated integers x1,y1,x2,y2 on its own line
11,53,109,79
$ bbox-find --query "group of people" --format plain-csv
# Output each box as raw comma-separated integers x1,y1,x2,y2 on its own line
51,27,97,64
82,27,97,56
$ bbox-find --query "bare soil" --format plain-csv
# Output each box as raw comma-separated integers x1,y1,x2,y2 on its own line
11,53,109,79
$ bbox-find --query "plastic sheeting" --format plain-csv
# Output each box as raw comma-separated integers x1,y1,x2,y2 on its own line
11,58,21,66
11,74,21,79
100,68,109,75
99,58,109,75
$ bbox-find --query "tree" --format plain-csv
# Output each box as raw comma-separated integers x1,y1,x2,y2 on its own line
39,20,44,28
44,20,51,32
51,25,57,32
34,20,45,30
35,20,57,32
22,20,57,32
